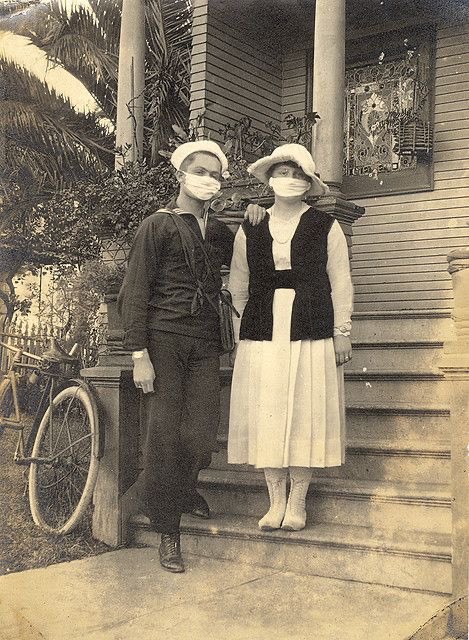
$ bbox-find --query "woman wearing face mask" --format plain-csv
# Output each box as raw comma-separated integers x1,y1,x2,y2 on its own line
228,144,353,532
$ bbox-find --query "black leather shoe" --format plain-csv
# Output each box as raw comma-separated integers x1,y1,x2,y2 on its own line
186,493,210,519
159,533,185,573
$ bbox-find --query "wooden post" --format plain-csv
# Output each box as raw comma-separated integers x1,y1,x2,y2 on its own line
440,247,469,636
81,287,143,547
81,363,141,547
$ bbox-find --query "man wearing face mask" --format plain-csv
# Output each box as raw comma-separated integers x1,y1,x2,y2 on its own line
118,140,264,574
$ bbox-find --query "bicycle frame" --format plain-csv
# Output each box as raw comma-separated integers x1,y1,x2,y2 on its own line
14,375,54,465
0,340,83,465
0,342,43,431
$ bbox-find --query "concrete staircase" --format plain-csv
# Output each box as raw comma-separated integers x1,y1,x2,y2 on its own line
132,311,453,594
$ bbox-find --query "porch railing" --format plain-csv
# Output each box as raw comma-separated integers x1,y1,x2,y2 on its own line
440,247,469,635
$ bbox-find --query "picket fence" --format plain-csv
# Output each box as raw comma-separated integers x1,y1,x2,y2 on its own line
0,318,65,371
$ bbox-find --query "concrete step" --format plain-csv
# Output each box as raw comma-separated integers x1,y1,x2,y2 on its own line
197,469,451,535
220,367,449,405
219,402,451,445
131,513,452,594
211,441,450,484
348,340,444,371
345,403,450,444
345,370,448,405
350,311,453,343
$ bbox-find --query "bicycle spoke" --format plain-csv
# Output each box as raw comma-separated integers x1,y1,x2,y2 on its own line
49,397,74,456
68,475,84,497
37,433,92,463
64,391,83,449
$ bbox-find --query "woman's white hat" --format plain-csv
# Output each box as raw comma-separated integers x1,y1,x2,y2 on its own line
171,140,228,174
248,143,329,197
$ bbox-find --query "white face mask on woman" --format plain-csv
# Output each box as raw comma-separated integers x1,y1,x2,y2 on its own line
269,176,310,198
181,172,221,201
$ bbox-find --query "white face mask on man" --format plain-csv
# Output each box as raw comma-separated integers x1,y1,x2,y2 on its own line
181,172,221,201
269,176,310,198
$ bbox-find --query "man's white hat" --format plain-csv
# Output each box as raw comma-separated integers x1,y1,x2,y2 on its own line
170,140,228,174
248,143,329,197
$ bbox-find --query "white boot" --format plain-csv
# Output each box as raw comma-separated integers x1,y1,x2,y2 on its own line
258,468,287,531
282,467,313,531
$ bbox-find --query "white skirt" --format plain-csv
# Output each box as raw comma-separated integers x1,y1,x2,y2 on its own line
228,289,346,469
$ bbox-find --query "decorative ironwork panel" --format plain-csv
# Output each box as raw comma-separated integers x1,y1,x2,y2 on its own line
344,41,433,179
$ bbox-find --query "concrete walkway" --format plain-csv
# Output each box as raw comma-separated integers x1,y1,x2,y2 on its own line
0,548,450,640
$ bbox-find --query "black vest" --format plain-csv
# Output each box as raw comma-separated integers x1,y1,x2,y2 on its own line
240,208,335,341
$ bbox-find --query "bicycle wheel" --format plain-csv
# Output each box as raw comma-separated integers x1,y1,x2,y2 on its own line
28,384,99,534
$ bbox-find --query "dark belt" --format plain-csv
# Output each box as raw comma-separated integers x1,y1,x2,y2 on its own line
251,270,304,291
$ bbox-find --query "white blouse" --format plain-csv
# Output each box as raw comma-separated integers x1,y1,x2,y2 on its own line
229,215,354,342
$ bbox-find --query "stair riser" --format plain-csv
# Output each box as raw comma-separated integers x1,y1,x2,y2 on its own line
347,347,443,371
200,486,451,535
211,451,450,484
345,379,449,405
351,316,453,343
315,453,449,484
346,412,450,445
222,380,449,416
311,495,450,535
221,404,450,445
133,528,451,594
220,410,450,451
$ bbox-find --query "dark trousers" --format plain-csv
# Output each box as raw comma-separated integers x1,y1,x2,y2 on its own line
143,331,220,534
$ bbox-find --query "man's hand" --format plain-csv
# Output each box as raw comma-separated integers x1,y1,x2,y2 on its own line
133,351,156,393
244,204,267,226
229,343,238,368
333,335,352,367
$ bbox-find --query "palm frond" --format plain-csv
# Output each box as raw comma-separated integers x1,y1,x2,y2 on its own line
146,45,190,159
144,0,192,158
146,0,168,62
161,0,192,52
30,1,119,118
0,60,113,196
1,0,193,167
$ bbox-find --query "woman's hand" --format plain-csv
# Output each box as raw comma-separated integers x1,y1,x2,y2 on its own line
244,204,266,225
333,335,352,367
133,352,156,393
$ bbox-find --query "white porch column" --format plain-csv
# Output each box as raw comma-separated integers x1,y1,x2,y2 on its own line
115,0,145,168
309,0,364,254
312,0,345,190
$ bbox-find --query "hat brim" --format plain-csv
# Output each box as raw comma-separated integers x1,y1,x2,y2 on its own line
171,141,228,174
248,155,329,197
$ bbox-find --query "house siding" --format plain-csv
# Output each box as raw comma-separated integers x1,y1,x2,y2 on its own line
281,49,309,138
270,23,469,312
190,7,469,313
352,22,469,311
190,0,282,145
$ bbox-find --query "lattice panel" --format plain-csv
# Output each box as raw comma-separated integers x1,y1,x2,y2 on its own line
344,40,433,178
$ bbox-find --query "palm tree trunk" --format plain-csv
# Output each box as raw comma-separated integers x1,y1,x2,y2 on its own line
115,0,146,169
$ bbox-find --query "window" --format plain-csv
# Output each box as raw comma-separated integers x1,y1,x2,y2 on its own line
343,28,435,198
